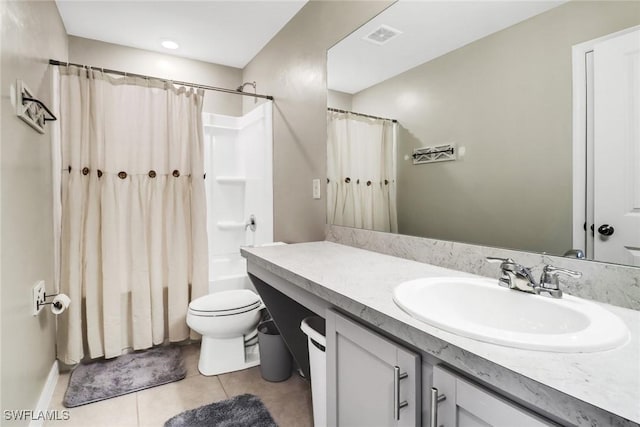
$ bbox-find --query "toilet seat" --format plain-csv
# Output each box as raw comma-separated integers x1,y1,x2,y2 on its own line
188,289,262,317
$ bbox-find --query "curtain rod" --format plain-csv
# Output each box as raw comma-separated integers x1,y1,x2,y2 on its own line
328,107,397,123
49,59,274,101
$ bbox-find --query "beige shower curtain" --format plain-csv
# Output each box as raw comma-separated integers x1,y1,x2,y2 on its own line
327,111,398,233
56,66,208,364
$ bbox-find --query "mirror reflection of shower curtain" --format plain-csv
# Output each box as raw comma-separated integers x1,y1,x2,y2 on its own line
54,66,208,365
327,111,398,233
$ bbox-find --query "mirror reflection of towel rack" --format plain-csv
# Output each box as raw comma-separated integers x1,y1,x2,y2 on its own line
412,144,456,165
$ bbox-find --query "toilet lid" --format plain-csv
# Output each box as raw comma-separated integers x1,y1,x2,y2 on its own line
189,289,261,313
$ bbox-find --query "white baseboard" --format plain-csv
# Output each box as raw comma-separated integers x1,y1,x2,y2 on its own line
29,360,59,427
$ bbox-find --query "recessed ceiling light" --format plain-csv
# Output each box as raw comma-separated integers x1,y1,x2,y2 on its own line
161,40,179,50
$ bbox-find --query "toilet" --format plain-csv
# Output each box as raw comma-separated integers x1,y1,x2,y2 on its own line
187,289,264,376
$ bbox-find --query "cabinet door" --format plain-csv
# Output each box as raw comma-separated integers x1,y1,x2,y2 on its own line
326,309,421,427
432,366,555,427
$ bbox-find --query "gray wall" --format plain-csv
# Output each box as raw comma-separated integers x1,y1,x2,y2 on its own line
1,0,68,421
242,0,393,243
350,1,640,255
328,89,353,111
68,36,243,116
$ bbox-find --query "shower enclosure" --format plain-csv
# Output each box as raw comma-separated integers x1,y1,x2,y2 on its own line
203,101,273,293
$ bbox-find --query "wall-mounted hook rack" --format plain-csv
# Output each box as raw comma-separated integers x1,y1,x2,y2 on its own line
15,80,57,134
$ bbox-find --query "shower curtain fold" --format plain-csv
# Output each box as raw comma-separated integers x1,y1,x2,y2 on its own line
56,66,208,364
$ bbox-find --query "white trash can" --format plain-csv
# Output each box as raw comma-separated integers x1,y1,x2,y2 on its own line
301,316,326,427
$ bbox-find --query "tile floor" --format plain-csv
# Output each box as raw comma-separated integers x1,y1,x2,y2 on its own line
46,344,314,427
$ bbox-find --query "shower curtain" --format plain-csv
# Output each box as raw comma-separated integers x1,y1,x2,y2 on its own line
55,66,208,364
327,111,398,233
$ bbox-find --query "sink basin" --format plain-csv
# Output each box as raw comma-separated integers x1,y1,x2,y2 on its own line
393,277,629,352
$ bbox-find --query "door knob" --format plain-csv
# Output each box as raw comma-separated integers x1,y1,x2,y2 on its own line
597,224,615,236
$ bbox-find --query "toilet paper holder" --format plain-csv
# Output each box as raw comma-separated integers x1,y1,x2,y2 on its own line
38,293,63,311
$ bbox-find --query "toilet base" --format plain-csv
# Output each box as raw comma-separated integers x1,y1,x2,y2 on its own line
197,335,261,376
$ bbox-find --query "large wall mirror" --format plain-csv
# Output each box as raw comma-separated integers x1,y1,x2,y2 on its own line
326,0,640,267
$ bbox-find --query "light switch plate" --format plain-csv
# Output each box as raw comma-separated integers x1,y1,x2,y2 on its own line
312,179,321,199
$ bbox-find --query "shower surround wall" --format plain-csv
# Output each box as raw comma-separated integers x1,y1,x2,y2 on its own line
1,0,68,421
203,103,274,291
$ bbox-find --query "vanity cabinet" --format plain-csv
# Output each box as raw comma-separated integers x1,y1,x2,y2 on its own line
432,366,555,427
326,309,421,427
325,308,555,427
244,247,635,427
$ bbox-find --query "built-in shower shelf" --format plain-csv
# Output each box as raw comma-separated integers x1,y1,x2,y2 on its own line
215,176,247,184
217,221,246,230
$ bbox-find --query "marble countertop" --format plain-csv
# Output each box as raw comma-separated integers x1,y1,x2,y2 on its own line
241,241,640,426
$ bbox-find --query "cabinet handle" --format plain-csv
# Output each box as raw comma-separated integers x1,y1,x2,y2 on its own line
393,366,408,420
429,387,447,427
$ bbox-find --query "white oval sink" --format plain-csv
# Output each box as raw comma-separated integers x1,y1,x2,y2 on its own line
393,277,629,353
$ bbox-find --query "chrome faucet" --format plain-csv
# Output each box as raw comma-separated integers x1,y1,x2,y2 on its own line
486,257,538,293
485,257,581,299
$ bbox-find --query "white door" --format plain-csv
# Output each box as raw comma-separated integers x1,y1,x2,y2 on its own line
593,28,640,265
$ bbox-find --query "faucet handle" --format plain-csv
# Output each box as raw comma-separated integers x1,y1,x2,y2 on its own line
485,256,514,265
538,265,582,298
542,265,582,278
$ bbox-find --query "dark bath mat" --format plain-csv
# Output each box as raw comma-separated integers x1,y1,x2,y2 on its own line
164,394,278,427
63,346,186,407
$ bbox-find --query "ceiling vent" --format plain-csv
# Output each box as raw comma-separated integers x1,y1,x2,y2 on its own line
363,25,402,46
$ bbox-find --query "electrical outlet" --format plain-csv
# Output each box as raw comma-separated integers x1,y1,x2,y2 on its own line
312,179,321,199
33,281,46,316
